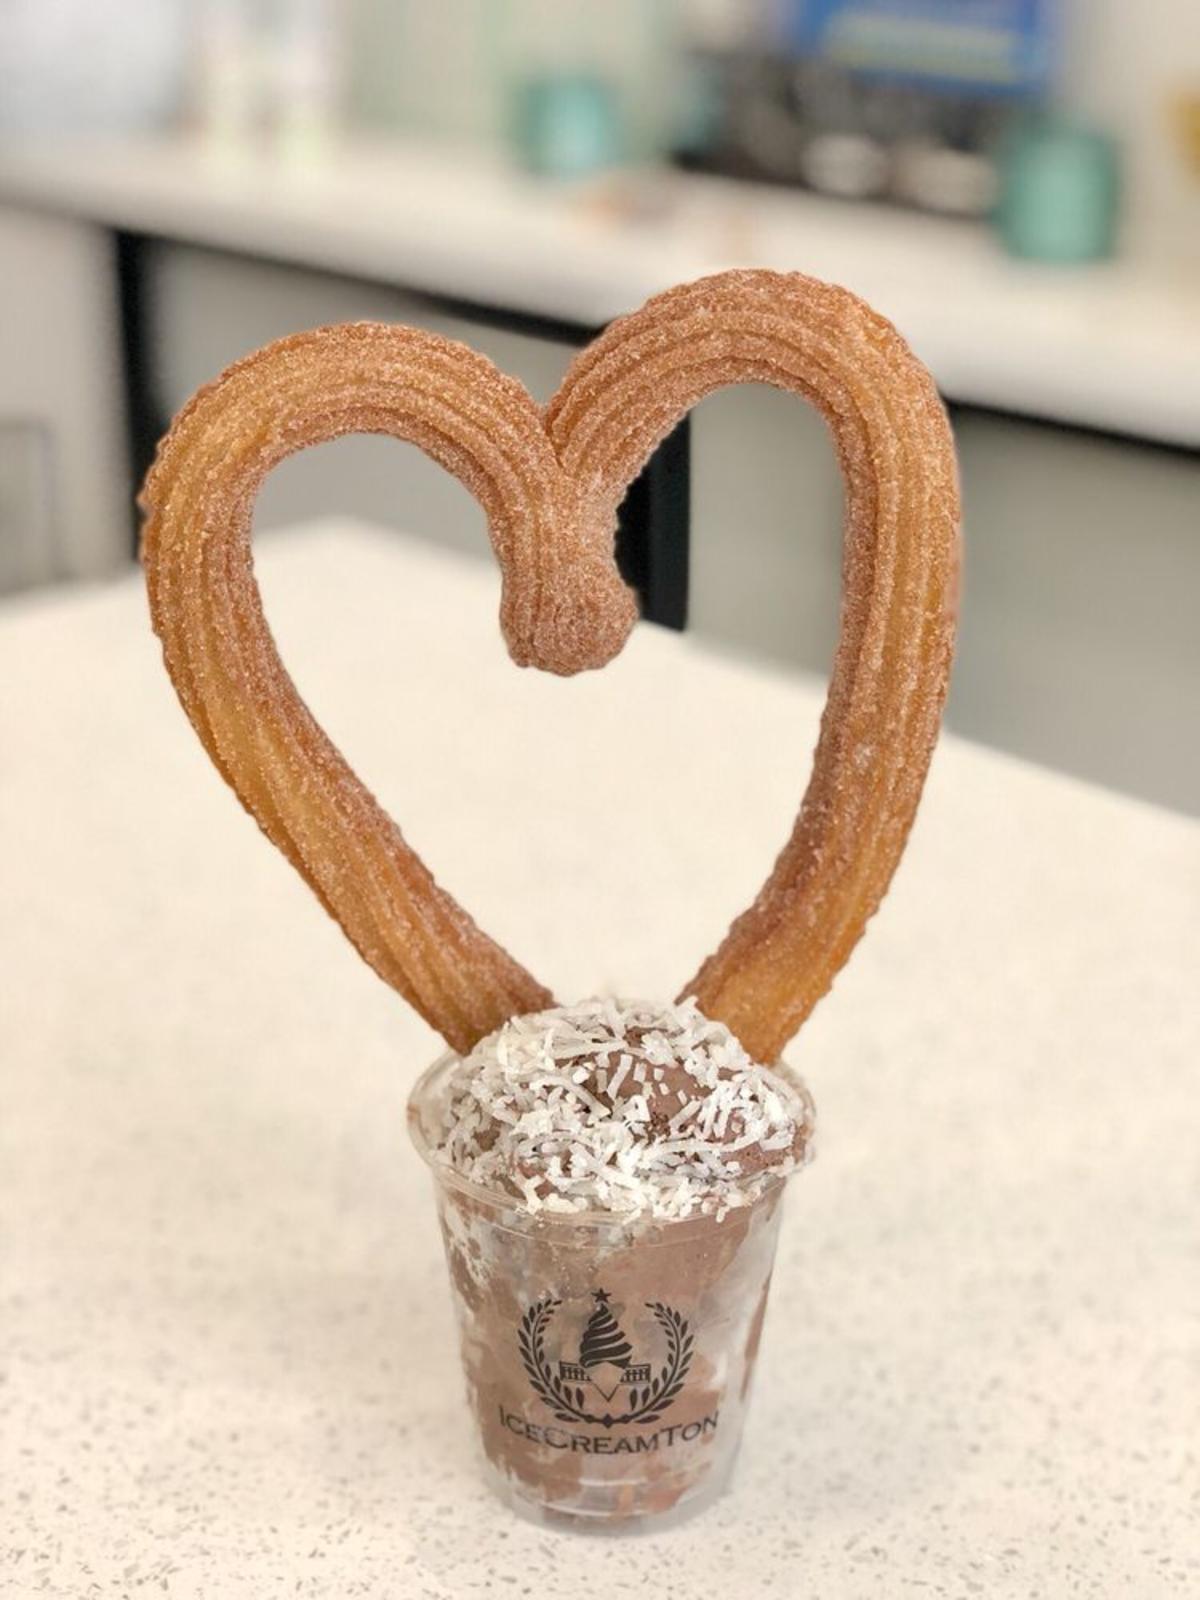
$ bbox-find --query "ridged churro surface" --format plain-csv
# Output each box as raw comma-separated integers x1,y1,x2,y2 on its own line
142,271,959,1061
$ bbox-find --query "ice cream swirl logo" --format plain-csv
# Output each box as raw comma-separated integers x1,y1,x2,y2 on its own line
518,1289,693,1429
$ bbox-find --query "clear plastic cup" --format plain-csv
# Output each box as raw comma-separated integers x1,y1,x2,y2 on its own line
408,1052,811,1531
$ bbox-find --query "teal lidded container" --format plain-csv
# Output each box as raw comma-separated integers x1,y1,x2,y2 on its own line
996,117,1121,263
512,71,621,179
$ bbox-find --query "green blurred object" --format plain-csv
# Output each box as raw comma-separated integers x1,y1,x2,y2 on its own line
996,119,1121,263
512,71,621,178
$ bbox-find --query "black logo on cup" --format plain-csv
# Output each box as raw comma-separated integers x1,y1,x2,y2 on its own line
518,1289,693,1428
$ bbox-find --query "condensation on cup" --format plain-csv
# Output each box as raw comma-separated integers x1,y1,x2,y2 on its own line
408,1052,809,1531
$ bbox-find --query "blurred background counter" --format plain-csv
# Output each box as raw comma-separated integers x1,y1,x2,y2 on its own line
0,0,1197,814
2,134,1197,439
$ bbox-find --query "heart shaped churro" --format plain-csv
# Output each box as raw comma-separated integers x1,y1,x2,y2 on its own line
141,268,959,1062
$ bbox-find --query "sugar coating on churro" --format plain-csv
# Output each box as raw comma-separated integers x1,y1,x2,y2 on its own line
430,997,815,1220
140,268,959,1066
545,271,960,1063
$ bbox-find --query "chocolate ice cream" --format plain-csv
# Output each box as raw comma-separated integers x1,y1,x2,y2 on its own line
408,998,815,1528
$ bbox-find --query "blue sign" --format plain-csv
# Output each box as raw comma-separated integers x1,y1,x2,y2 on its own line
785,0,1055,95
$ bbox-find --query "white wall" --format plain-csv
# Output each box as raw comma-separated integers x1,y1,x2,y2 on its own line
1059,0,1200,258
349,0,675,158
348,1,1199,259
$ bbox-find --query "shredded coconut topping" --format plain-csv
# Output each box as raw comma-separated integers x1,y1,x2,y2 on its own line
430,997,815,1220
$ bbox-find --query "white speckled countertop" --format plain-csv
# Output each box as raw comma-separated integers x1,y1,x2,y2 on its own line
2,523,1197,1597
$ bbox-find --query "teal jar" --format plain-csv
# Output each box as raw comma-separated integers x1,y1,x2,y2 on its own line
512,71,621,179
996,119,1121,263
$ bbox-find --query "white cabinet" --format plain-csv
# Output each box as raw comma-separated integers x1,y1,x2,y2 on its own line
0,208,128,588
690,391,1200,812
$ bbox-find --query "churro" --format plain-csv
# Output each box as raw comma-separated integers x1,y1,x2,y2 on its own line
142,270,958,1063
